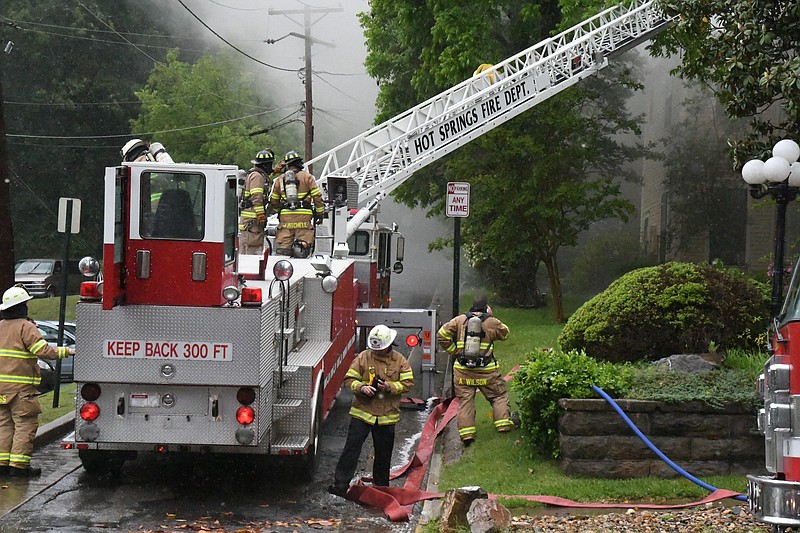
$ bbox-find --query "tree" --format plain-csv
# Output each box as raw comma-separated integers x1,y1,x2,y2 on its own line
651,0,800,165
660,86,750,262
130,49,296,169
2,0,180,262
360,0,647,321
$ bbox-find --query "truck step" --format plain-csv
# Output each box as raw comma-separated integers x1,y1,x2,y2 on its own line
273,398,303,420
270,435,309,452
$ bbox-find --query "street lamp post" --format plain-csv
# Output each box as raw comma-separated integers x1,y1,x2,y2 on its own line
741,138,800,317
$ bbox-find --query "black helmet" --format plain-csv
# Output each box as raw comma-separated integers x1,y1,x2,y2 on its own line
252,149,275,167
284,150,303,168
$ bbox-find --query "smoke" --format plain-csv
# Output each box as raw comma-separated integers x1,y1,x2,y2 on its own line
141,0,462,311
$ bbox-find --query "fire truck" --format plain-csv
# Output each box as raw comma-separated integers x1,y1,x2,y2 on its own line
749,260,800,530
64,0,675,479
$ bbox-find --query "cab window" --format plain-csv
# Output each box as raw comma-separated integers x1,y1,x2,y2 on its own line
224,178,238,263
140,172,205,240
347,231,370,256
378,232,390,270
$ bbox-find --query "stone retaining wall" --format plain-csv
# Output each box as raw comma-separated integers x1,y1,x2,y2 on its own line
557,399,767,479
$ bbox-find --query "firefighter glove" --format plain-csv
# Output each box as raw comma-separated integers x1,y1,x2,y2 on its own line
313,213,323,226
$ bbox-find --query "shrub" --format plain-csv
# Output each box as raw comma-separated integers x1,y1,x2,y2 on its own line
511,348,631,458
558,262,770,363
623,364,762,410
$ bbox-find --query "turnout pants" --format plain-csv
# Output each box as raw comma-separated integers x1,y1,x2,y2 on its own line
334,417,395,487
454,367,513,441
239,220,266,254
0,389,42,469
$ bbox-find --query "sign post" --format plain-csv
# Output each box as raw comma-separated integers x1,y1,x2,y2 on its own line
54,197,81,407
446,182,470,313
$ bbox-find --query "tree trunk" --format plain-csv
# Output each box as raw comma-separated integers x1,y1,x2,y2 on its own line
543,252,565,323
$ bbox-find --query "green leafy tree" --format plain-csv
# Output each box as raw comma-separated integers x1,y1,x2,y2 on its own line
2,0,179,262
651,0,800,165
131,49,295,169
360,0,648,321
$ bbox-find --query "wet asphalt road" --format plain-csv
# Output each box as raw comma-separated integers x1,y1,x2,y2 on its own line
0,386,432,533
0,302,449,533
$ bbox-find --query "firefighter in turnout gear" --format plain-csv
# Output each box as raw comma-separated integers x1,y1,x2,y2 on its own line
0,286,74,477
239,149,274,254
328,325,414,498
121,139,175,211
270,150,325,256
438,296,513,446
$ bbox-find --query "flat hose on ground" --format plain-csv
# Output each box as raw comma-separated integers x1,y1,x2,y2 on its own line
591,384,748,502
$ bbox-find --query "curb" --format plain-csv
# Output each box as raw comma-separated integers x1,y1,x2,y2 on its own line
415,436,444,532
34,412,74,449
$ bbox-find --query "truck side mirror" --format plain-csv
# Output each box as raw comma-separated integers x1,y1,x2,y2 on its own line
393,235,405,274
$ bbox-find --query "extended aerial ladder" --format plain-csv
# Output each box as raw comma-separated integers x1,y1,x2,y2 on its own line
307,0,674,246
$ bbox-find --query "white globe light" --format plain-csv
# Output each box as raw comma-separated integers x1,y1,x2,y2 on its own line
742,159,766,185
773,139,800,164
789,162,800,187
763,156,791,183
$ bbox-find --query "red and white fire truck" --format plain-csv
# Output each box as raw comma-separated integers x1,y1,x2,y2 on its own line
63,0,675,479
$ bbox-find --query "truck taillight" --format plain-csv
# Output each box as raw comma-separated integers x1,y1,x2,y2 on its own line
237,387,255,405
80,403,100,421
80,281,102,301
81,383,102,401
241,287,262,306
406,334,420,347
236,406,255,425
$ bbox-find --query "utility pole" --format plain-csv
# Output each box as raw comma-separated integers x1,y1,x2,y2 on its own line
268,4,341,174
0,40,15,291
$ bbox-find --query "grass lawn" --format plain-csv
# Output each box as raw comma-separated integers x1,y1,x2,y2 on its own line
39,383,77,425
436,299,751,509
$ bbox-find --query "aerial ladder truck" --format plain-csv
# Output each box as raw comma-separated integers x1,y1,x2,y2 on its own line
79,7,800,522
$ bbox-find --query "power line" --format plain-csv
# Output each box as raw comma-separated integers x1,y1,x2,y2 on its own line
176,0,298,72
7,108,280,140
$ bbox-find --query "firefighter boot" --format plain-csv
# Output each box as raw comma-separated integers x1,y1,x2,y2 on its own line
9,466,42,477
0,466,9,477
327,483,349,498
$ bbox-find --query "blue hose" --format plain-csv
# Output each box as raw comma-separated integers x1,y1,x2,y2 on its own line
591,385,748,502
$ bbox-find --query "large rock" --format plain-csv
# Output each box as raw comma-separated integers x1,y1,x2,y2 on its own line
439,486,488,533
653,353,722,373
467,498,511,533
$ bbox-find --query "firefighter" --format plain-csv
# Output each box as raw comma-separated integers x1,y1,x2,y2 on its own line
269,150,325,256
239,149,274,254
121,139,175,212
0,286,74,477
438,296,514,446
328,325,414,498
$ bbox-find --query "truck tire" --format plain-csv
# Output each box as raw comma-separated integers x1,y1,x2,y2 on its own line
78,449,129,477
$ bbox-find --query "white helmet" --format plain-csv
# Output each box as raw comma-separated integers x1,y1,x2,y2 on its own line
1,286,33,311
368,324,397,351
121,138,148,161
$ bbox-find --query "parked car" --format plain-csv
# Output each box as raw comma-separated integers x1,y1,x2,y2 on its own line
35,320,75,393
14,258,82,298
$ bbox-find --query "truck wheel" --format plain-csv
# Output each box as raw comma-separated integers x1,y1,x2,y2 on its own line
297,384,323,482
78,449,128,477
46,287,56,298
